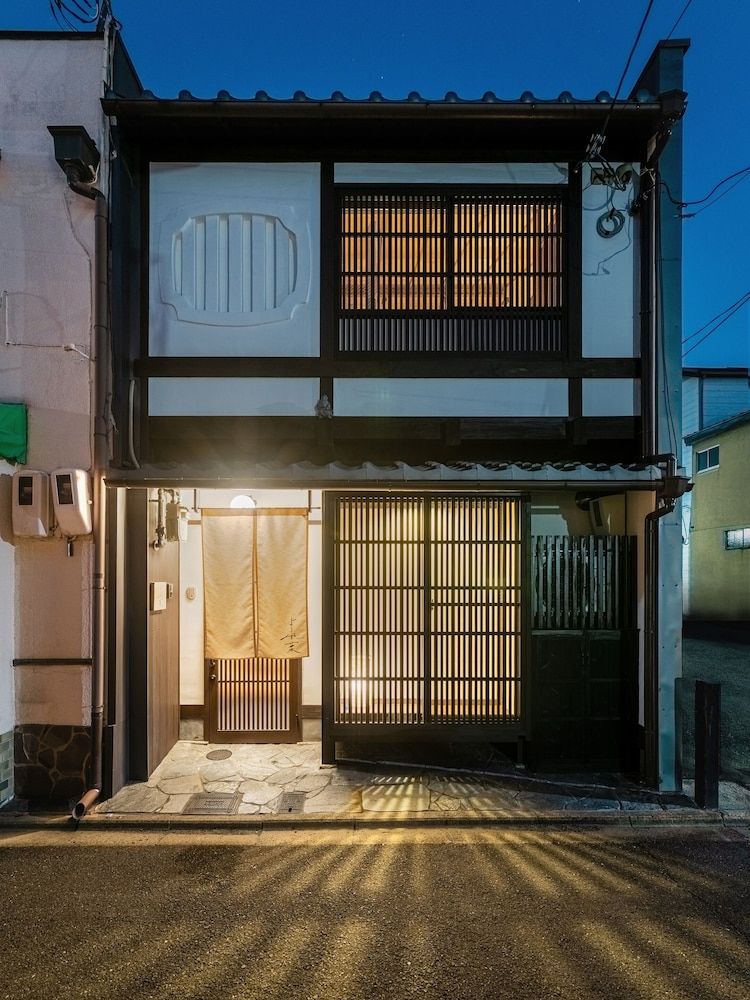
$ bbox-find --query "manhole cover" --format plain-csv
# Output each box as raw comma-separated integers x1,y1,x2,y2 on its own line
183,793,241,816
206,749,232,761
276,791,307,814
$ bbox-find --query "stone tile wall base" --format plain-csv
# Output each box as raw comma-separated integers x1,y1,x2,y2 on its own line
14,724,91,803
0,730,13,806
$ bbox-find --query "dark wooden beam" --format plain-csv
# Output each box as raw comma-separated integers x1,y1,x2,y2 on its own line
135,356,640,379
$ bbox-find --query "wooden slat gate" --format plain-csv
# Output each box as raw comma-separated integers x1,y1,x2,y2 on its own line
324,493,527,752
206,657,301,744
531,536,638,771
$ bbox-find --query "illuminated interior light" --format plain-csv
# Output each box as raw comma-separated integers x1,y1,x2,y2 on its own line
230,494,257,509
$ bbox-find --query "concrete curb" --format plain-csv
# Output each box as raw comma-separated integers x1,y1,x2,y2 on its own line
1,808,747,833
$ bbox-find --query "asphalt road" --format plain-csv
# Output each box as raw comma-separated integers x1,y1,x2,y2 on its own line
1,825,748,1000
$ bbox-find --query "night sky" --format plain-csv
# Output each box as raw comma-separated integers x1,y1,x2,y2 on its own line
3,0,748,367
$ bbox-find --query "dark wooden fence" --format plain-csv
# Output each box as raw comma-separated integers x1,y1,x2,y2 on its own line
532,535,637,631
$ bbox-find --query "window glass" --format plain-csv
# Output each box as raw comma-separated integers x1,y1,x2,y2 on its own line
725,527,750,550
696,445,719,472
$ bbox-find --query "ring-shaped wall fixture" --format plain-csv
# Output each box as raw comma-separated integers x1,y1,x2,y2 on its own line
596,209,626,238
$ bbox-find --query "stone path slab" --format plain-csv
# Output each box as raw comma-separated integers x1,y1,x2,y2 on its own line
94,740,748,821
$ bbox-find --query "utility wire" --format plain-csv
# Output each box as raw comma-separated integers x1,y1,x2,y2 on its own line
682,293,750,359
660,166,750,217
665,0,694,40
685,171,750,218
584,0,656,161
682,291,750,345
49,1,102,30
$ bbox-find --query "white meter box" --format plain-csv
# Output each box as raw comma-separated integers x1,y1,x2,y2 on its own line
11,470,49,537
52,468,92,536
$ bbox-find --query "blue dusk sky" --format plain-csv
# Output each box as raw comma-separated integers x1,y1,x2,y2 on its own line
3,1,749,368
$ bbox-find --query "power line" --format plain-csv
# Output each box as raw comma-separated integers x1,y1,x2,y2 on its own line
685,171,750,218
682,293,750,359
682,291,750,345
49,1,104,30
665,0,695,40
584,0,656,161
659,166,750,218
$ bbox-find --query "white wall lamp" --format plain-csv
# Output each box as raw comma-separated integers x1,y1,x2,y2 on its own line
230,494,257,509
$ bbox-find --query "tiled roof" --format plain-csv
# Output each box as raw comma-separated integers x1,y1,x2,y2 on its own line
108,461,661,485
107,86,660,107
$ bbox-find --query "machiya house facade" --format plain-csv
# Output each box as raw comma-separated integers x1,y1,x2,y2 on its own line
1,25,692,806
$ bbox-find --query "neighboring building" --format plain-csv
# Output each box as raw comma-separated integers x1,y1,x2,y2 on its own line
0,22,139,804
685,410,750,622
1,25,691,803
681,367,750,614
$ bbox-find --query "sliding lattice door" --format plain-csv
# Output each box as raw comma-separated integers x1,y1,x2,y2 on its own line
329,494,525,737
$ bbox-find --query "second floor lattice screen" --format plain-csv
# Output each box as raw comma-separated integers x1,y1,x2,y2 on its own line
338,188,566,353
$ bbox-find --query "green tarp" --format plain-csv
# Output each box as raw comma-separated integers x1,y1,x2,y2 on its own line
0,403,27,464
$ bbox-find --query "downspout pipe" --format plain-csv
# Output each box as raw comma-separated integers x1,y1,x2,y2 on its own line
71,187,109,820
643,454,692,787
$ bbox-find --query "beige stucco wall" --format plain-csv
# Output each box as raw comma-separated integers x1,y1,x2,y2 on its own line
0,36,110,729
689,422,750,619
14,664,92,726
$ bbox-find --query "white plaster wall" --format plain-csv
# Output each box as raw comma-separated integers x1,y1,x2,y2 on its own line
179,522,204,705
582,163,639,358
0,463,14,734
626,490,654,728
0,38,108,713
334,163,569,184
530,492,614,535
149,377,319,417
335,379,568,417
149,163,320,357
179,489,323,709
582,378,639,417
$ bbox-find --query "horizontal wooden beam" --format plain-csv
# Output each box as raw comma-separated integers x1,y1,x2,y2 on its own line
136,357,640,379
148,415,638,443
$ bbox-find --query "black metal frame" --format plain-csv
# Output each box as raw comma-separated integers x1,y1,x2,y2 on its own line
321,490,530,762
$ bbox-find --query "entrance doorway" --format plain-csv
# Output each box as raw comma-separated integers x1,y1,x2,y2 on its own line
324,493,526,753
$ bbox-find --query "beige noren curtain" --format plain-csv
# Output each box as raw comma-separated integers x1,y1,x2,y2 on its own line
202,509,309,659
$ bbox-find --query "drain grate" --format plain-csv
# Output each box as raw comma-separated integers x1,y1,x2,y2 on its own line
183,793,241,816
206,749,233,761
276,791,307,814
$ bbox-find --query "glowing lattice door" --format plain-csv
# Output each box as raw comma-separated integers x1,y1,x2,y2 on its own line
329,494,524,735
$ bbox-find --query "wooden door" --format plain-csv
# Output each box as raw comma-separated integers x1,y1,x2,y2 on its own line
206,657,301,743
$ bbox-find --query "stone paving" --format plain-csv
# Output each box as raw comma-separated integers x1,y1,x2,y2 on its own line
96,740,750,818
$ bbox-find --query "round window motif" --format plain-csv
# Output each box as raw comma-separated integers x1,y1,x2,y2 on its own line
230,494,256,509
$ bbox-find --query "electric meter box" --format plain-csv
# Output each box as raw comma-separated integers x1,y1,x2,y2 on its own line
11,470,50,537
51,468,92,536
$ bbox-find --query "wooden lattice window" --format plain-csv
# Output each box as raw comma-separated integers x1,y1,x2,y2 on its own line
337,187,566,353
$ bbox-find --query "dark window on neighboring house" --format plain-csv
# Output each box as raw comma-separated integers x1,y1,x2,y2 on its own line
337,187,566,353
725,527,750,550
696,445,719,472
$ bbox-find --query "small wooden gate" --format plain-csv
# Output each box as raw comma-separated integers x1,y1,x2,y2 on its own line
531,536,638,770
324,493,527,749
206,657,301,744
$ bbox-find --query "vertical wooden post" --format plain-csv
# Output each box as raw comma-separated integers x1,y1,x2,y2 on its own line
694,680,720,809
321,492,336,765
